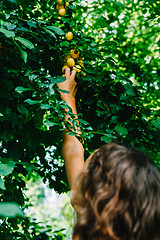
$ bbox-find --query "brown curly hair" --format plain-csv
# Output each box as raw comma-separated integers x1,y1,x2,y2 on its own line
71,142,160,240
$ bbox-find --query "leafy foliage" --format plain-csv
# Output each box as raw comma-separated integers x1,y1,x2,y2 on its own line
0,0,160,238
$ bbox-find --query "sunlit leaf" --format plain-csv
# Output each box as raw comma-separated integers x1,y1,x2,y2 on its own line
0,162,15,176
40,104,52,110
0,202,24,218
24,99,41,105
0,28,15,38
78,119,90,125
27,21,36,28
46,26,65,35
44,120,59,127
44,28,56,38
7,23,16,30
15,86,32,93
15,37,34,49
0,178,6,190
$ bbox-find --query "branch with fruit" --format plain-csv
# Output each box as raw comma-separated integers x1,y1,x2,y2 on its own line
55,0,86,76
56,0,69,16
62,50,86,76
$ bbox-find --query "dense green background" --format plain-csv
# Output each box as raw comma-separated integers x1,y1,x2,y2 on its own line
0,0,160,239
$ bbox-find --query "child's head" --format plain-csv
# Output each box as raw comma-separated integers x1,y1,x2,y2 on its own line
72,142,160,240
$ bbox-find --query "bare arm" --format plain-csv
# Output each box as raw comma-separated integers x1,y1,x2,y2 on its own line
57,68,84,190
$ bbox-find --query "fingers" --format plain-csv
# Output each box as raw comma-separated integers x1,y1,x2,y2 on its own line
64,68,76,81
65,67,70,79
70,70,76,80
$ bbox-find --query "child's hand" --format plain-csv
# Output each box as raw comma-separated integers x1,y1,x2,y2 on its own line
57,67,77,98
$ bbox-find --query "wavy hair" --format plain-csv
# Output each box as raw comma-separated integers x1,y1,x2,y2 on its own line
71,142,160,240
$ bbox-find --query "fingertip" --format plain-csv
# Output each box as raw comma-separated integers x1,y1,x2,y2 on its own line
65,67,70,78
64,67,70,73
71,69,76,78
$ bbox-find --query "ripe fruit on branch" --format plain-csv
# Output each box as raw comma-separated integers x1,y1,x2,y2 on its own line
65,32,73,41
67,58,75,67
56,4,64,11
59,8,66,16
57,0,63,4
70,49,80,59
65,1,69,7
73,65,81,73
56,0,69,12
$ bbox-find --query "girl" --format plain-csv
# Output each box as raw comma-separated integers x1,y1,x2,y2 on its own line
57,68,160,240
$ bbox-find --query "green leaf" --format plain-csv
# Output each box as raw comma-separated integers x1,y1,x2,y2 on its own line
0,113,4,117
153,118,160,129
115,124,128,136
7,23,16,31
14,41,28,63
0,178,6,190
78,118,89,125
49,83,55,95
0,28,15,38
15,86,32,93
96,110,104,116
46,26,65,35
120,96,129,102
17,104,28,115
55,76,66,84
44,29,56,38
20,162,37,171
94,18,107,28
60,41,69,47
124,83,135,96
0,202,24,218
15,37,34,49
44,120,59,127
24,99,41,105
27,21,36,28
101,135,112,143
0,162,15,176
58,89,70,94
86,126,93,131
19,47,28,63
40,104,52,110
48,76,66,85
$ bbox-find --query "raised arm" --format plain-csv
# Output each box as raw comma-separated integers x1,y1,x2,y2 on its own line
57,68,84,190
